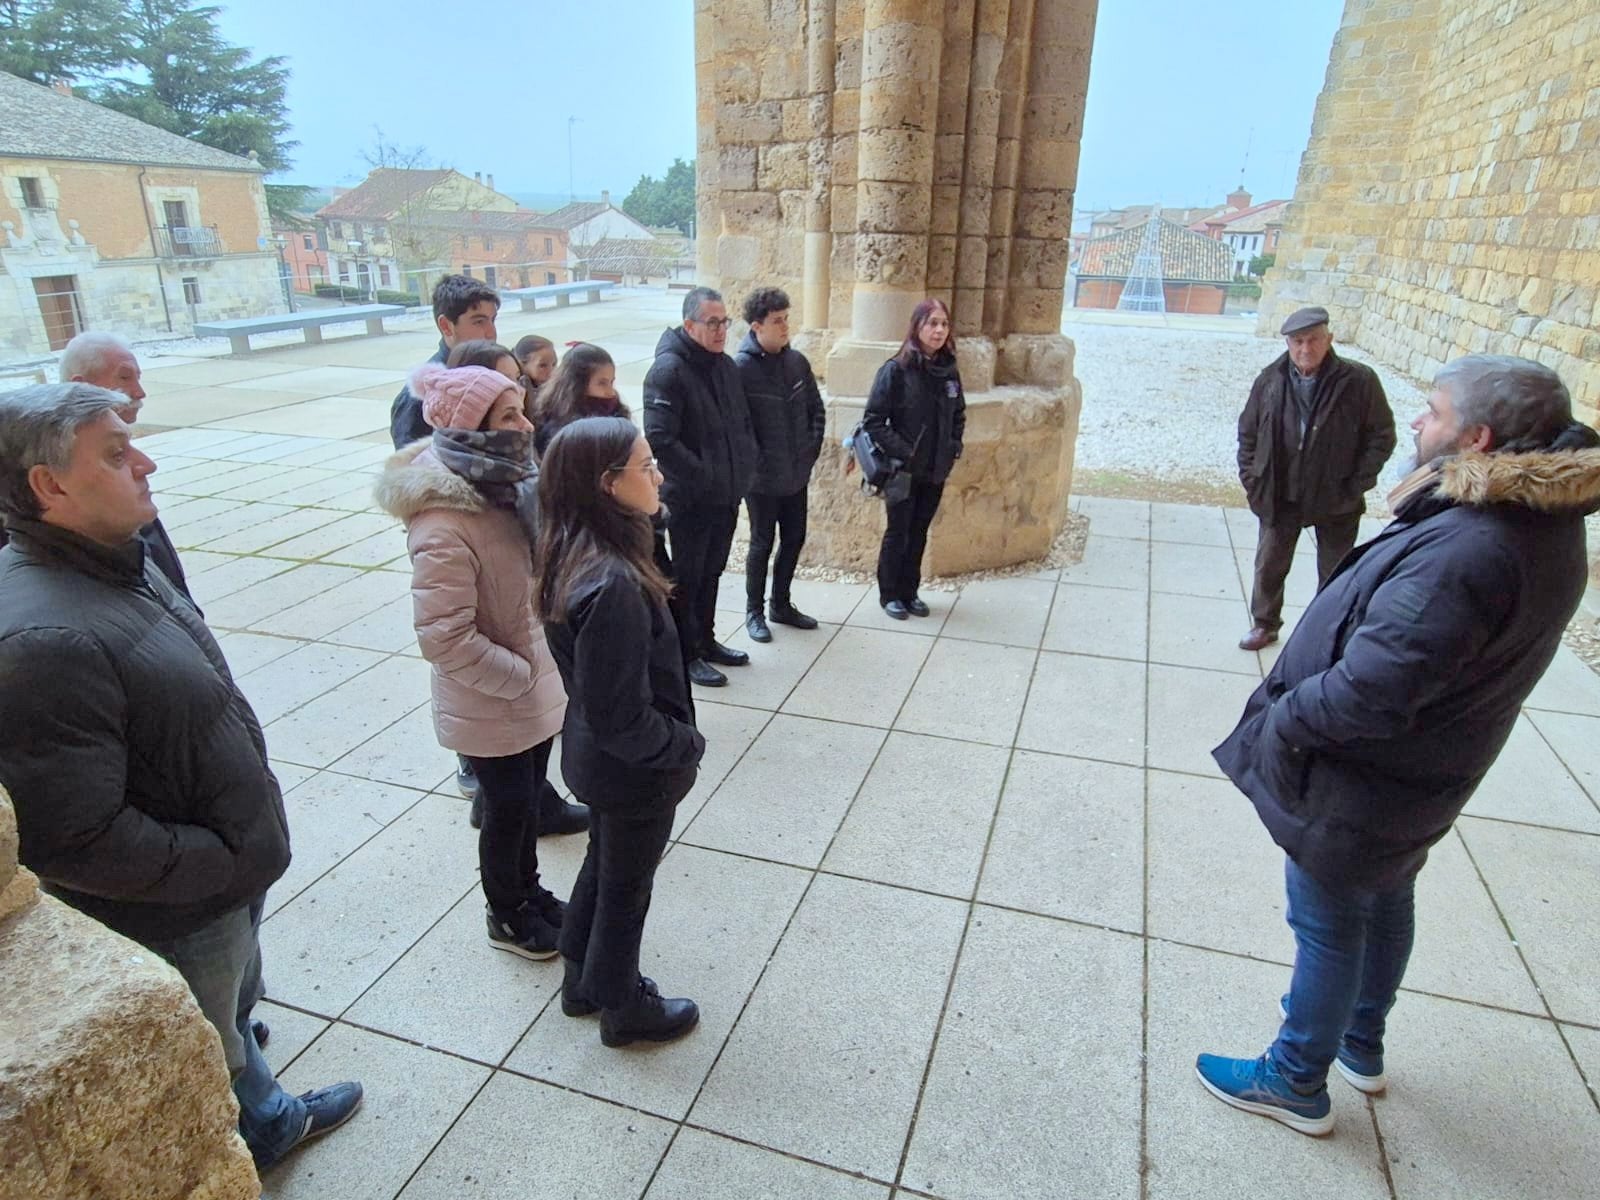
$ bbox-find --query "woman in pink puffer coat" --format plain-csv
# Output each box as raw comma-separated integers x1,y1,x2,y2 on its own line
375,359,569,961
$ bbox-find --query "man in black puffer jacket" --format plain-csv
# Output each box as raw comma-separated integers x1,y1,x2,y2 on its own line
642,286,758,688
1195,356,1600,1138
734,287,826,644
0,384,363,1170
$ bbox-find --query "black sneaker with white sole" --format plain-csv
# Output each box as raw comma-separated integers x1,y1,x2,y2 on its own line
258,1081,363,1169
486,903,560,960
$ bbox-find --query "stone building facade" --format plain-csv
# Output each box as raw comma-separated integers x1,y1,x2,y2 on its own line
694,0,1098,573
0,73,282,358
1260,0,1600,423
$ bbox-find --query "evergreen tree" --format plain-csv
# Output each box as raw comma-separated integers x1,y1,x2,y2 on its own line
0,0,131,85
623,158,696,234
91,1,296,170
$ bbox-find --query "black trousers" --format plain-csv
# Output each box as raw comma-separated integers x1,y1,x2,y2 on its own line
557,806,675,1008
466,738,553,916
668,503,738,658
877,479,945,604
1250,507,1362,630
745,488,808,611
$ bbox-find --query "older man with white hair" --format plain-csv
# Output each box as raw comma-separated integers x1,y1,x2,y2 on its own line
1198,355,1600,1136
0,382,364,1169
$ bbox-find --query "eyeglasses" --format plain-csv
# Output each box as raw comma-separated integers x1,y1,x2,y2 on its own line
693,317,734,331
608,456,660,474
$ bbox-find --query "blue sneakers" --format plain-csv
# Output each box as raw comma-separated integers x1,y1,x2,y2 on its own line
1195,1053,1334,1136
1279,993,1389,1094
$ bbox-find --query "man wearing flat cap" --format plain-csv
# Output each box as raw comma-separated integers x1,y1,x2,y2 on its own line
1236,307,1395,651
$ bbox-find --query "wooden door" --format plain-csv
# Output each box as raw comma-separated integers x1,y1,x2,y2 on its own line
33,276,82,350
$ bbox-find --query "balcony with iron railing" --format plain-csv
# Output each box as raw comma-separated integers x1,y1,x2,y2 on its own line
156,224,224,259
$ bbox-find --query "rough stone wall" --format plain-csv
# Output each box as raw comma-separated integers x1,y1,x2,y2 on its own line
1261,0,1600,423
0,789,260,1200
696,0,1097,573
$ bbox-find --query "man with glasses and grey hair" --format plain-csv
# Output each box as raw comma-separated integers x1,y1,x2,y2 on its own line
0,384,364,1170
0,331,195,600
643,285,758,688
1197,355,1600,1136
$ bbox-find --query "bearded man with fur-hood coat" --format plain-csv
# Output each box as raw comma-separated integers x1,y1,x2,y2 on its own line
1197,354,1600,1135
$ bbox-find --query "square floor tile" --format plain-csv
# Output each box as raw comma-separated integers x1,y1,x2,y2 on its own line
1524,646,1600,716
939,576,1057,647
691,874,968,1180
1146,664,1261,778
980,752,1145,931
1077,495,1150,540
213,629,306,677
1151,542,1244,601
1148,591,1259,676
845,591,952,637
644,1127,890,1200
225,365,406,393
894,637,1035,746
782,626,932,728
712,620,839,712
264,657,430,769
329,703,456,793
824,731,1010,897
1524,709,1600,815
1467,714,1600,832
670,700,771,836
1042,580,1149,660
902,912,1143,1200
237,641,388,726
1149,502,1232,547
250,569,404,640
1016,651,1145,766
269,771,427,915
1059,535,1149,592
202,506,348,555
681,714,884,868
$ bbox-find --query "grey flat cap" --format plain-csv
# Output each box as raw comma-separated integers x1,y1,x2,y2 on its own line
1280,306,1331,335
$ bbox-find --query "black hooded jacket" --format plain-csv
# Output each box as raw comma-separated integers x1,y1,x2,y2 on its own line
1213,443,1600,890
733,329,826,497
0,519,291,944
641,327,757,510
862,352,966,484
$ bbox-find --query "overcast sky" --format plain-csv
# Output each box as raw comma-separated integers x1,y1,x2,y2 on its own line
218,0,1343,208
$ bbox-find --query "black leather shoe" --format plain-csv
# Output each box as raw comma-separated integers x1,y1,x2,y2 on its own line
705,640,749,667
251,1019,270,1049
537,782,590,836
745,609,772,643
906,597,931,618
881,599,910,620
600,977,699,1047
768,600,818,630
687,658,728,687
561,957,599,1017
468,789,484,829
456,754,478,799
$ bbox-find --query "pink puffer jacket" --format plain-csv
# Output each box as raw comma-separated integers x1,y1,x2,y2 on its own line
374,442,566,757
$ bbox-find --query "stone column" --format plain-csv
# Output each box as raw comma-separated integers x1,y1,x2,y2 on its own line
0,787,260,1199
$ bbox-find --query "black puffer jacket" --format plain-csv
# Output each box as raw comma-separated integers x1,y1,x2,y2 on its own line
390,339,449,449
1214,445,1600,890
862,353,966,484
0,519,290,943
1237,349,1396,522
0,517,190,601
544,566,705,815
642,327,757,510
733,330,825,496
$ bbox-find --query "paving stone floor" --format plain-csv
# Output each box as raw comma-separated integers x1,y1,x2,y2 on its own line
118,291,1600,1199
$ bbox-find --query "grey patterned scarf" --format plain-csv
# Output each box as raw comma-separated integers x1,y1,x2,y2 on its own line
431,428,541,548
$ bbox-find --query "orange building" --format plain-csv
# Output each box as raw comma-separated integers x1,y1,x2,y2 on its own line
0,72,281,355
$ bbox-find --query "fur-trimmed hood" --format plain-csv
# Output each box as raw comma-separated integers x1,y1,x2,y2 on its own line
373,439,488,522
1389,447,1600,518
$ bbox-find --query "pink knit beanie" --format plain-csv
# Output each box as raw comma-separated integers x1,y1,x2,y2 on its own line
411,363,520,431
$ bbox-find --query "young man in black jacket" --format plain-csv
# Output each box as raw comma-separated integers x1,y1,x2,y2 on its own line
0,384,363,1169
388,274,501,449
1197,355,1600,1136
642,286,759,688
734,287,825,643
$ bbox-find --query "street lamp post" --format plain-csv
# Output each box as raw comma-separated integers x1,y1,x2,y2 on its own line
273,234,295,312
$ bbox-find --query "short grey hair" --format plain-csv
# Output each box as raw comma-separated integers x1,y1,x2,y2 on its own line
1434,354,1573,452
682,286,723,323
0,383,123,520
59,331,135,383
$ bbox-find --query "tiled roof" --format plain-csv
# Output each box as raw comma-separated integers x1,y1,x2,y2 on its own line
539,200,608,230
1075,217,1236,284
579,237,675,275
1195,198,1290,234
411,209,563,235
1091,204,1228,230
0,70,263,172
316,169,456,220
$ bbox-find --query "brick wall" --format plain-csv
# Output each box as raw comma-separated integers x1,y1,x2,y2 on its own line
1261,0,1600,423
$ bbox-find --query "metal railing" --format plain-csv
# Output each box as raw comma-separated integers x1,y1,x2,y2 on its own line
155,224,224,258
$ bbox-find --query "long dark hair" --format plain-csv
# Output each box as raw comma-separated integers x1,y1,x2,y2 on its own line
446,339,516,371
534,343,628,439
534,416,670,622
893,298,957,368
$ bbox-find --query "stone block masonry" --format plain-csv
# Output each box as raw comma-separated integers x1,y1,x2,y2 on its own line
0,788,260,1200
1261,0,1600,424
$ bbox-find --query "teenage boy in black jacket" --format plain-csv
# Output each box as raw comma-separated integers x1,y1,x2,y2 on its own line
734,287,825,643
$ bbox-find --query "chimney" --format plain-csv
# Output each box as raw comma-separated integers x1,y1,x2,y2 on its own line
487,173,495,192
601,189,610,207
474,171,482,184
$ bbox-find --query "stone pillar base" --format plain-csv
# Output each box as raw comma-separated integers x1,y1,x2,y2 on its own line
0,791,259,1200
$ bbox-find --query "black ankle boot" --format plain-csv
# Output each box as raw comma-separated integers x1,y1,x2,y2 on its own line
537,782,590,836
561,957,599,1017
600,977,699,1047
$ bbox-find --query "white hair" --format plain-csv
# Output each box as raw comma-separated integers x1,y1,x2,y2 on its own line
59,331,135,383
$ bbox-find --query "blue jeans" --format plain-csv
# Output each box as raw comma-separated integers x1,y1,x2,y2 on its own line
1270,857,1416,1090
147,900,306,1166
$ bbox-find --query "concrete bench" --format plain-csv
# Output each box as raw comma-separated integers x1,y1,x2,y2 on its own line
194,303,406,355
501,281,616,312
